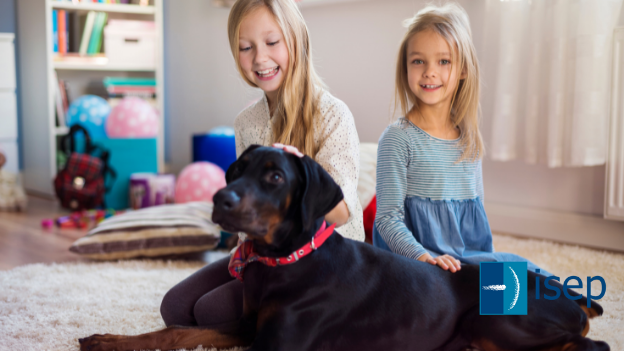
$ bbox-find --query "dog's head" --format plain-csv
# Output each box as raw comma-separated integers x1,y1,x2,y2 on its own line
212,145,344,256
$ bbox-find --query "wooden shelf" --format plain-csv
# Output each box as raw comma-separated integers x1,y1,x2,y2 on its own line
49,2,155,15
53,54,156,71
54,61,156,71
55,126,69,136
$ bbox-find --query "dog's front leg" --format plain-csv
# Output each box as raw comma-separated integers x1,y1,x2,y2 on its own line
78,325,253,351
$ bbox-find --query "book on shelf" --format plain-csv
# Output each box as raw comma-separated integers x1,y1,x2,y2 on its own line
87,12,107,55
53,71,68,127
78,11,96,55
57,10,68,55
67,12,81,53
103,77,156,86
52,10,58,53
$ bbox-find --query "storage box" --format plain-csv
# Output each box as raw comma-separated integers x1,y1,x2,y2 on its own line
93,138,158,210
104,20,156,67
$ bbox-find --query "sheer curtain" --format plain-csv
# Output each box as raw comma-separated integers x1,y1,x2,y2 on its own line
482,0,623,167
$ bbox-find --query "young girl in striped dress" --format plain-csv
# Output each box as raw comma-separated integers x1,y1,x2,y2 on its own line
373,3,550,276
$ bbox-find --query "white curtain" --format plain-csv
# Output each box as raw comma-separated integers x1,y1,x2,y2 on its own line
482,0,623,167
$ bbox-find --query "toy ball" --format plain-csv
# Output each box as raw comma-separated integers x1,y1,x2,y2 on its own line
175,162,226,204
67,95,111,139
106,97,159,138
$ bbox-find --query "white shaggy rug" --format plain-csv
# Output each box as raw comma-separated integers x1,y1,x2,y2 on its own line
0,234,622,350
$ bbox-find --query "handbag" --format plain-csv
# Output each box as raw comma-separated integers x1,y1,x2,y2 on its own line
53,125,116,210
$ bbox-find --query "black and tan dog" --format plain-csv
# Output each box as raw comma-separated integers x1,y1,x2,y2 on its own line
79,145,608,351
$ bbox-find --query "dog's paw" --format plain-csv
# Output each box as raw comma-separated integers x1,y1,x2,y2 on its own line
78,334,123,351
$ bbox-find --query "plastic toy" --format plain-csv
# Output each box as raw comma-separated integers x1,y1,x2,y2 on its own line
174,162,226,204
41,209,123,230
66,95,111,139
106,96,159,138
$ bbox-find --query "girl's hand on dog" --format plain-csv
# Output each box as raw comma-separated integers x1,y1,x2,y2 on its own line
273,143,304,158
418,253,461,273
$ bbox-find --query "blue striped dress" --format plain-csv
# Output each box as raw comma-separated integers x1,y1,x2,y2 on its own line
373,118,550,275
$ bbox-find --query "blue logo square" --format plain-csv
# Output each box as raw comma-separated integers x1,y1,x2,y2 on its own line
480,262,527,315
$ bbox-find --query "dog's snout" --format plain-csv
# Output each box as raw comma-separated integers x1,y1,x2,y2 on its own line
214,189,241,211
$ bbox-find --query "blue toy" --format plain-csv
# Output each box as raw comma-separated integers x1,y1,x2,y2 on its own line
193,126,237,172
66,95,111,139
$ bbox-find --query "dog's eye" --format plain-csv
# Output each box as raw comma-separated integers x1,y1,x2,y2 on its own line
266,172,284,184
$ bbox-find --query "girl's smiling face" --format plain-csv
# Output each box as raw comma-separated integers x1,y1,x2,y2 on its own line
238,6,289,102
406,29,464,109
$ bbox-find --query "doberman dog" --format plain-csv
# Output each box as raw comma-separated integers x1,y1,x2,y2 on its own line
79,145,608,351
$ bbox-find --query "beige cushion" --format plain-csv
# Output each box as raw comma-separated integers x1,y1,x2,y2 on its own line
70,202,221,260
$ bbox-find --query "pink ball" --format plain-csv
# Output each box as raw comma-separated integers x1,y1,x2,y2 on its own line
106,97,159,138
174,162,227,204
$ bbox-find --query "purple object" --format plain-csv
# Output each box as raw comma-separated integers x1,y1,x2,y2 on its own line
129,173,175,209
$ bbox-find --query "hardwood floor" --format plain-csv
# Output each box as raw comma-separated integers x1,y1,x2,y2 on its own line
0,196,222,271
0,196,88,270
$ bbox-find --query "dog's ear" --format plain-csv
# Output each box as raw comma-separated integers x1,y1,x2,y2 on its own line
294,155,344,231
226,144,262,184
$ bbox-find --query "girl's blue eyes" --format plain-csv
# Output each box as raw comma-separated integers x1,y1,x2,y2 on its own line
411,59,451,65
239,41,279,52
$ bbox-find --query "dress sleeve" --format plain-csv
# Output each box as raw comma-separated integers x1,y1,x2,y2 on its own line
314,98,361,225
374,126,428,260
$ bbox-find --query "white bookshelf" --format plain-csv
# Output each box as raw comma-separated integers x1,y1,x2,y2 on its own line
0,33,19,174
17,0,165,196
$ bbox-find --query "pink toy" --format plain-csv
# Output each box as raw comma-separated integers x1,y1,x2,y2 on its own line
174,162,226,204
41,219,54,229
105,97,159,138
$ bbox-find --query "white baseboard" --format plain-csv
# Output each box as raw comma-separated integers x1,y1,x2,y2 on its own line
484,202,624,252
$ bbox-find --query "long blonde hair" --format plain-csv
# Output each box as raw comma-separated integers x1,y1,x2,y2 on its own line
228,0,324,159
395,2,483,162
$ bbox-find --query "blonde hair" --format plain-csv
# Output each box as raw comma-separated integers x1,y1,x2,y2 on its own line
228,0,324,159
395,2,483,162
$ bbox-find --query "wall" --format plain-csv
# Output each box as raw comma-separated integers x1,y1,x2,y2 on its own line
163,0,424,173
164,0,624,229
0,0,15,33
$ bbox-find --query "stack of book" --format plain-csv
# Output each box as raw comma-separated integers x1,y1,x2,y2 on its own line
103,77,156,98
53,10,108,56
103,77,157,109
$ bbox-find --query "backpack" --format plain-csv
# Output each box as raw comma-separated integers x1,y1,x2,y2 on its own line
53,125,115,210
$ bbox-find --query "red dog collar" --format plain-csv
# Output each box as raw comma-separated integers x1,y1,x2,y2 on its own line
229,221,336,281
